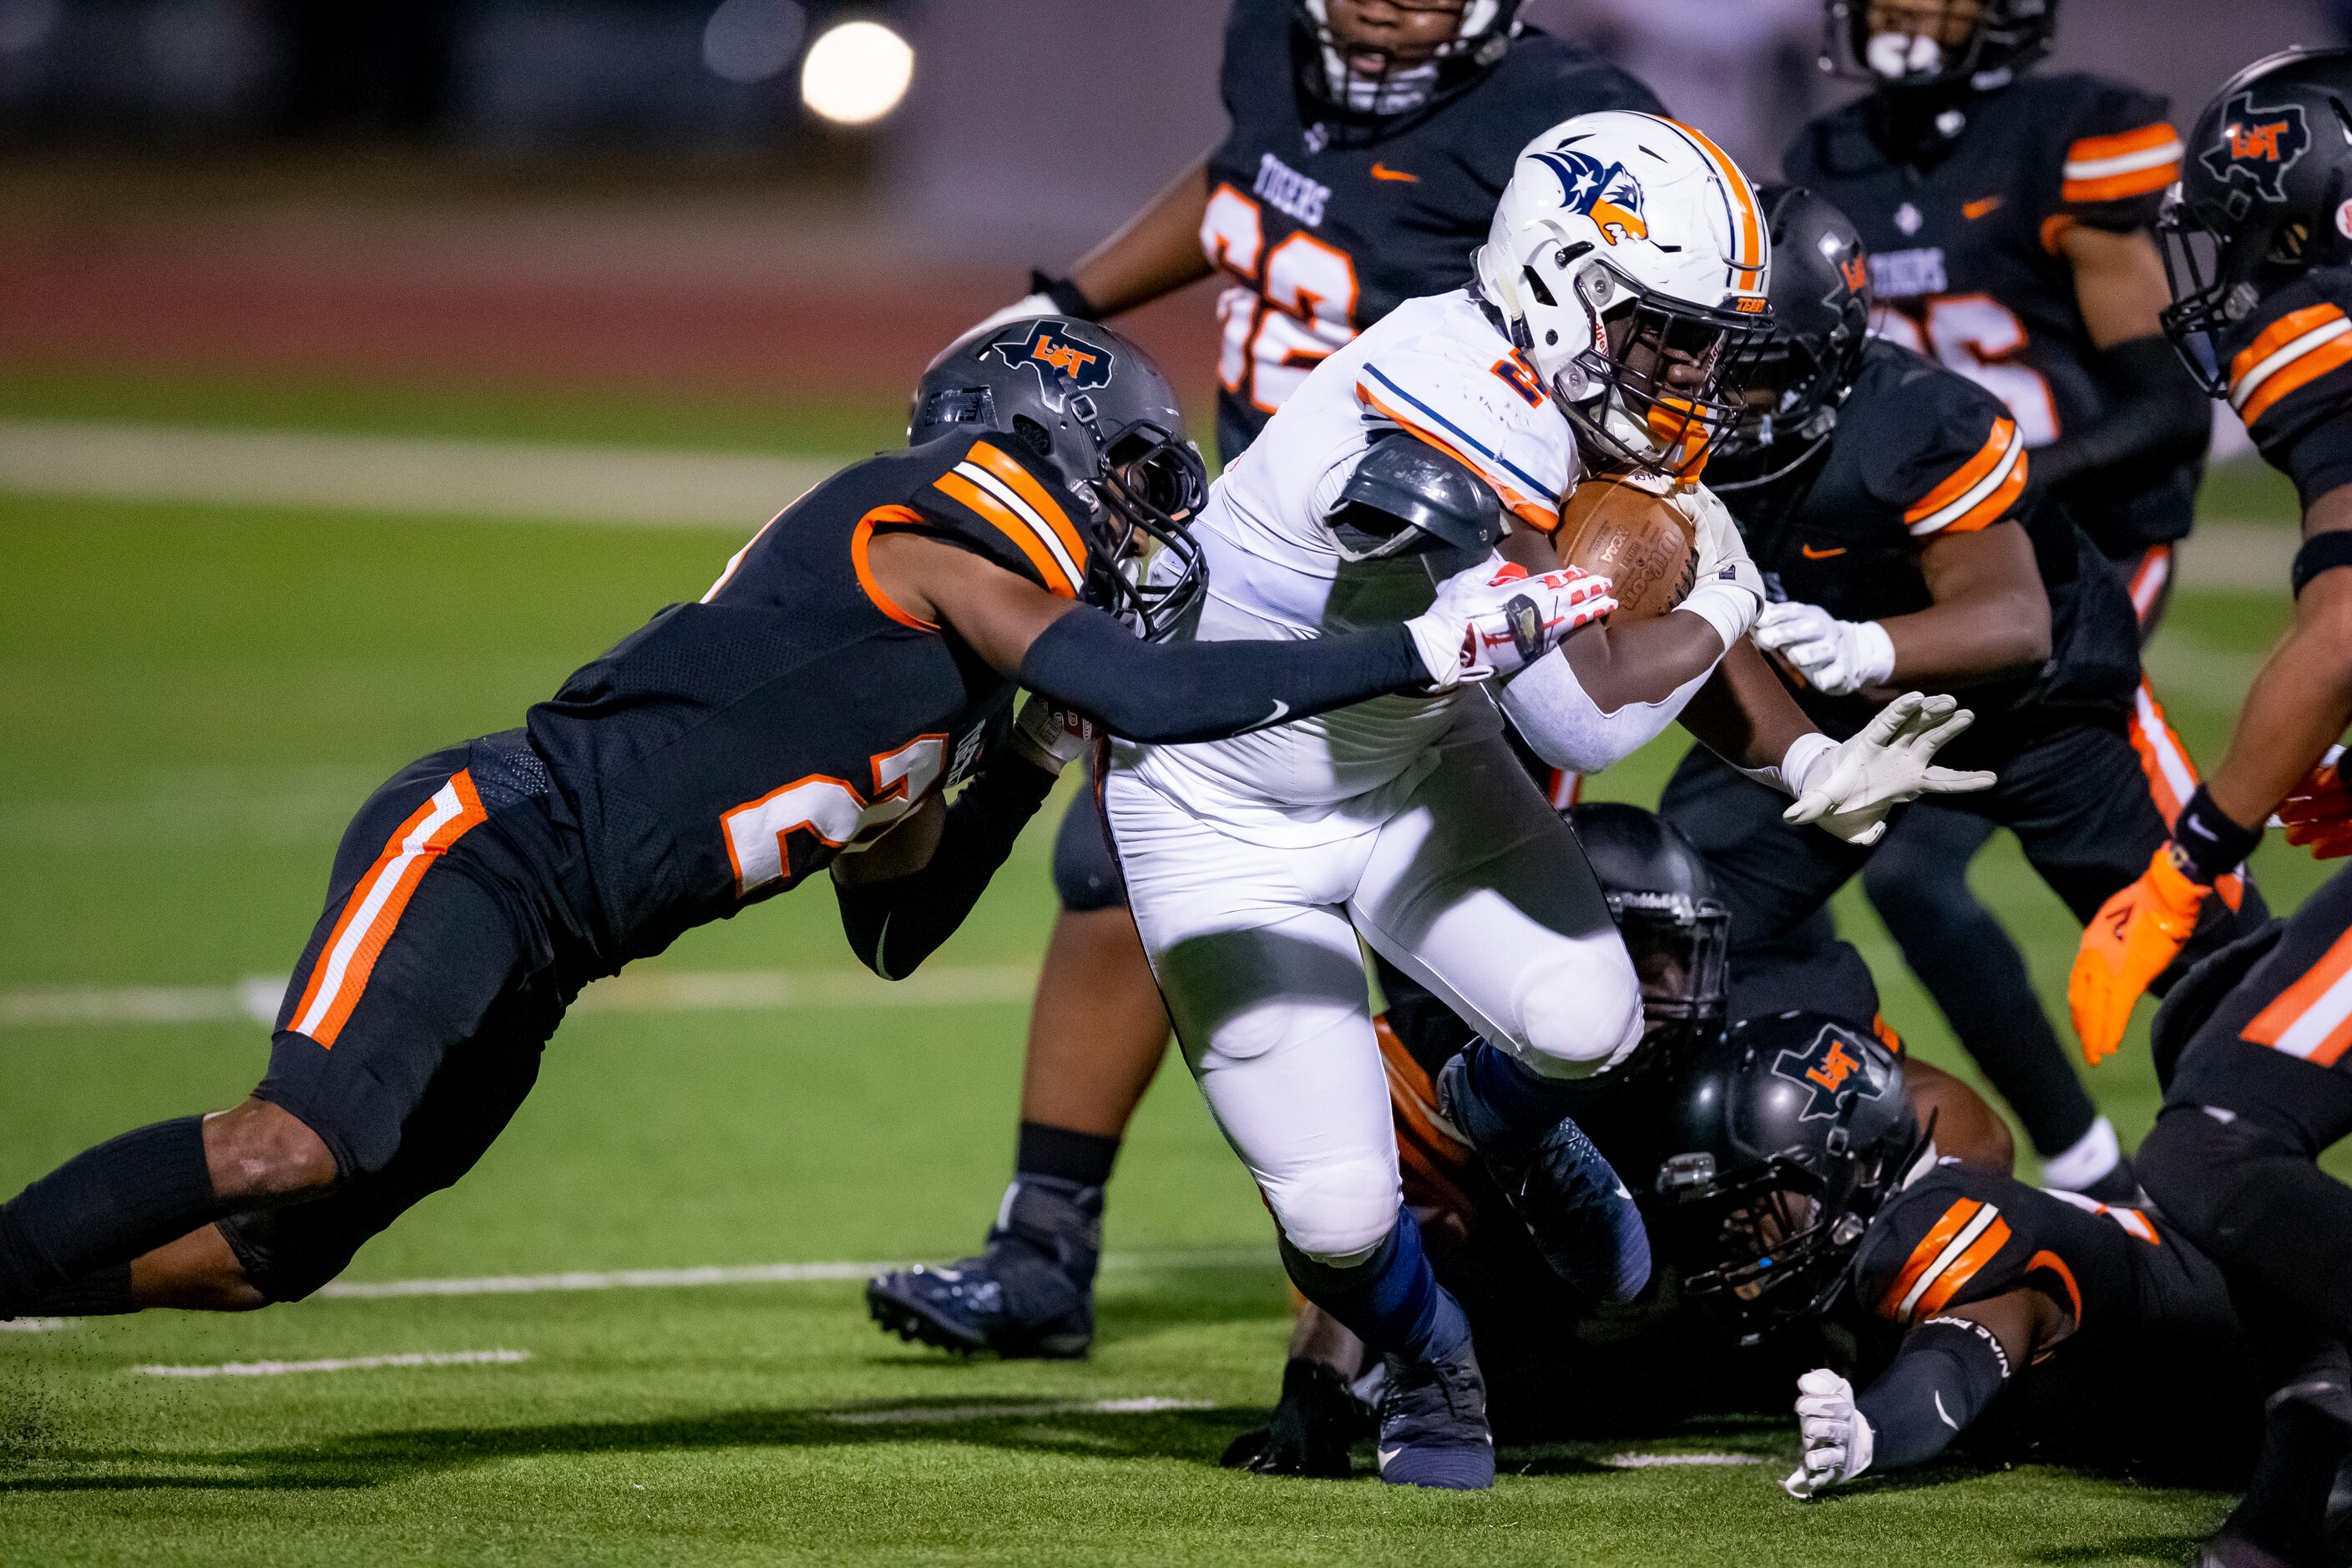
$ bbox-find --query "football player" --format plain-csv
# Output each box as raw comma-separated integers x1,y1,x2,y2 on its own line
2077,48,2352,1567
870,0,1664,1363
0,321,1594,1323
1654,186,2263,1207
1786,0,2219,1200
1097,112,1996,1490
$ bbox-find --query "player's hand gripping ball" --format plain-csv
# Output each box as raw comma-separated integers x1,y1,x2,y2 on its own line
1555,471,1699,621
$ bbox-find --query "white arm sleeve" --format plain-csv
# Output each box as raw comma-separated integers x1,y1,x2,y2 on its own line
1500,647,1713,774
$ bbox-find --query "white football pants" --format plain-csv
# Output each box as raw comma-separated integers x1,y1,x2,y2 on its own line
1103,728,1642,1265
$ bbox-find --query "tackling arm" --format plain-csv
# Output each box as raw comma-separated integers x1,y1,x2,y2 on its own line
2203,488,2352,828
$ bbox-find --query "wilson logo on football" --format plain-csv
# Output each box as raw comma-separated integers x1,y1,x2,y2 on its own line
2202,89,2311,203
1532,146,1648,246
1770,1024,1892,1122
986,320,1115,393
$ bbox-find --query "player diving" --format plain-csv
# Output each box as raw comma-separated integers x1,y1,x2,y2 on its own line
0,320,1601,1325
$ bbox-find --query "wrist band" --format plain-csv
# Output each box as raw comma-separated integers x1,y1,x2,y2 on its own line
1029,270,1100,321
2292,529,2352,597
2172,783,2262,884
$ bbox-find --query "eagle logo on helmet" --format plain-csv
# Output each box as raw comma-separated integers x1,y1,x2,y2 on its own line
1532,145,1650,247
1770,1023,1893,1122
2199,89,2312,204
984,320,1117,400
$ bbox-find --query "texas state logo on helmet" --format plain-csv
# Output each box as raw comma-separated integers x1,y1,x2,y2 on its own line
2198,87,2313,204
1769,1017,1897,1123
983,319,1118,404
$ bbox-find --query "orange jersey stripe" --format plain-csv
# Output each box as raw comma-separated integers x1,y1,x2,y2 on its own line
850,506,938,631
1906,417,2019,526
932,471,1080,596
289,771,487,1048
2241,332,2352,427
1916,1214,2012,1317
1942,445,2029,534
2026,1248,2084,1324
1879,1198,1982,1320
965,440,1090,567
2233,304,2349,386
2061,164,2180,204
2245,925,2352,1066
2068,123,2183,162
1356,384,1559,533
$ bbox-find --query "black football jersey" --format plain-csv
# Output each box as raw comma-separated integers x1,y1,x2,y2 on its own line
1787,73,2195,554
1203,2,1661,463
2219,265,2352,509
1713,338,2142,742
1854,1160,2237,1353
527,433,1085,964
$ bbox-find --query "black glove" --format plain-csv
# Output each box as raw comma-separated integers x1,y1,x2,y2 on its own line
1217,1358,1369,1479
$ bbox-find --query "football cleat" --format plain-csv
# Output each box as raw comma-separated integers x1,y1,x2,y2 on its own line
1219,1356,1371,1479
865,1177,1100,1359
1374,1334,1495,1490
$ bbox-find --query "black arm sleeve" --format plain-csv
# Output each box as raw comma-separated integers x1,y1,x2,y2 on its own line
1019,609,1428,744
1854,1315,2014,1470
833,755,1059,980
2026,334,2209,504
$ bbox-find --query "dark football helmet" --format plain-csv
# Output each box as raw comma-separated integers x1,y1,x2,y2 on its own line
1567,802,1729,1085
1712,185,1873,490
1820,0,2058,94
1656,1011,1925,1343
910,316,1208,641
1292,0,1525,137
2158,48,2352,396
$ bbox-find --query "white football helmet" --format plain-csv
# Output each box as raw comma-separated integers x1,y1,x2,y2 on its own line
1474,110,1773,478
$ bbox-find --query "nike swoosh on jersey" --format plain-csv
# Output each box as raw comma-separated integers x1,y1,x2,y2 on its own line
1963,195,2003,220
1800,544,1848,559
1258,699,1292,728
1369,163,1419,183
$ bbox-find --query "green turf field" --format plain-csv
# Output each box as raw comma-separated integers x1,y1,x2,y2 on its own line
0,388,2332,1564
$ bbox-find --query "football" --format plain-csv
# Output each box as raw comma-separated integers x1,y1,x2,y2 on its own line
1554,471,1699,620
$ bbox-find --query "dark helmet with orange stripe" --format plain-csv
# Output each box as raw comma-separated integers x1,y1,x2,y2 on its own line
912,316,1208,641
1657,1011,1926,1343
1821,0,2059,97
1712,186,1872,491
2158,48,2352,397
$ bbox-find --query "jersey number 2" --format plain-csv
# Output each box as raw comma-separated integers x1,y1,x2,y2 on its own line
721,735,944,898
1202,182,1363,414
1874,295,2061,447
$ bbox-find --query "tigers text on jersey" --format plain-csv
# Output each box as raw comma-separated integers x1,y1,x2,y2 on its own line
1203,0,1660,463
1787,73,2193,554
1713,339,2140,741
525,433,1081,964
1121,288,1578,845
2218,264,2352,508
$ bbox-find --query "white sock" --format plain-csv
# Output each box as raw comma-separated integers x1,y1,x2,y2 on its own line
2040,1116,2122,1192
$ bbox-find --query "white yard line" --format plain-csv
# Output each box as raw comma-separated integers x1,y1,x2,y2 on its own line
0,964,1039,1030
0,419,832,529
133,1348,529,1378
316,1248,1267,1301
0,1318,72,1333
827,1397,1211,1426
1601,1452,1764,1469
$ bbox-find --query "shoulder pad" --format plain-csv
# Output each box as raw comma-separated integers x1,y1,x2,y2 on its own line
1858,1171,2028,1326
1331,435,1505,559
2054,77,2181,222
2224,273,2352,440
906,433,1095,600
1856,349,2026,537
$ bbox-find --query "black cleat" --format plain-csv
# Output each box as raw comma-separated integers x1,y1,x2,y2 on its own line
865,1177,1099,1359
1220,1357,1370,1479
1374,1333,1495,1490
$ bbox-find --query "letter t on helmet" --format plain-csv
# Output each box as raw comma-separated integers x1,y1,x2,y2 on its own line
1474,110,1774,479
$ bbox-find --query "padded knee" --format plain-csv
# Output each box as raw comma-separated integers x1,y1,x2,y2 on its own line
1512,948,1643,1081
2140,1107,2299,1262
1267,1156,1401,1264
1050,790,1127,913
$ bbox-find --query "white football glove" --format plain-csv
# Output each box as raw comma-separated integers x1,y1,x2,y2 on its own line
1783,691,1997,845
953,292,1058,352
1755,600,1896,697
1010,692,1097,776
1675,483,1765,649
1406,554,1616,689
1783,1368,1874,1499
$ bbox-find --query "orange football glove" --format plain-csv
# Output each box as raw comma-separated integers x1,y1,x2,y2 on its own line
2069,847,2210,1065
2279,752,2352,860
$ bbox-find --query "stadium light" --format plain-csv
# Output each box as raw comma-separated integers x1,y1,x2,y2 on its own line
799,19,913,126
703,0,807,85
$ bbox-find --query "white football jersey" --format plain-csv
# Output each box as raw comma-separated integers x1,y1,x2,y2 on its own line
1119,289,1582,844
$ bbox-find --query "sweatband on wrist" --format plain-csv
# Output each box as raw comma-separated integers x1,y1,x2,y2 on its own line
1675,577,1761,652
1855,620,1897,687
2292,529,2352,598
1029,270,1100,321
1737,731,1838,797
2172,783,2263,884
1854,1315,2011,1469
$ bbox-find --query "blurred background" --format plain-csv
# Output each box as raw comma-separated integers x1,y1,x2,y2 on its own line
0,0,2338,430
